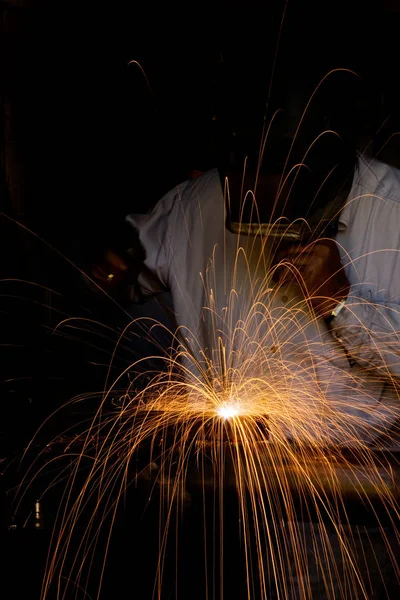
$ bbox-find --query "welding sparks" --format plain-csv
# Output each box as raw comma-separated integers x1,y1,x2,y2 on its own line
31,221,400,600
23,195,400,600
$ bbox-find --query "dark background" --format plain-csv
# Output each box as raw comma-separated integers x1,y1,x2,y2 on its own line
1,1,400,597
3,0,400,243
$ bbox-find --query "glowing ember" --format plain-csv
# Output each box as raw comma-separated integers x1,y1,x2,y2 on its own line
218,403,240,419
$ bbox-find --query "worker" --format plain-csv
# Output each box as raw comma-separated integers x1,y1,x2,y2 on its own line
92,142,400,446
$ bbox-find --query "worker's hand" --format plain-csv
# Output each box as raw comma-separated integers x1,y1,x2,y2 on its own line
91,249,129,288
276,239,350,318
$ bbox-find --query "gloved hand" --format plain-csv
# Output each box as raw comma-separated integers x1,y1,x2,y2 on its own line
276,239,350,318
92,249,129,287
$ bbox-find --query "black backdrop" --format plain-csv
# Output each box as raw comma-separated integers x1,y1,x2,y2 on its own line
4,0,397,251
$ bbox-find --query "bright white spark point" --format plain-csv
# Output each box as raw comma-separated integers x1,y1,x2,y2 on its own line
218,404,239,419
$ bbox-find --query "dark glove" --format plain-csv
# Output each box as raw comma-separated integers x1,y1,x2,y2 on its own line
275,239,350,318
92,249,130,287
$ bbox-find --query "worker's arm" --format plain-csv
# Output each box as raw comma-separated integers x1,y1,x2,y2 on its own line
329,295,400,380
277,239,400,381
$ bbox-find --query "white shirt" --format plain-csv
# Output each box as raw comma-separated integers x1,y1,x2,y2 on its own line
336,156,400,376
127,160,400,445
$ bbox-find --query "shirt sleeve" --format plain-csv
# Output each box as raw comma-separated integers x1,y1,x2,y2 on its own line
330,291,400,381
125,193,174,300
332,158,400,382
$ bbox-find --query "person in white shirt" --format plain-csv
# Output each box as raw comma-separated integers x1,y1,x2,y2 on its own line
93,154,400,446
